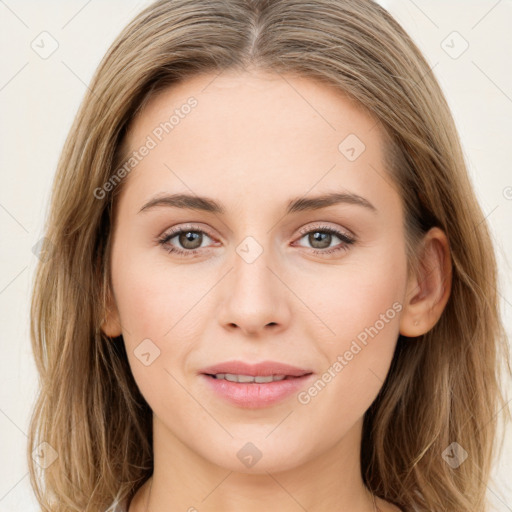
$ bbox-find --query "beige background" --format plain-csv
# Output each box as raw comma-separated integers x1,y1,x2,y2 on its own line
0,0,510,510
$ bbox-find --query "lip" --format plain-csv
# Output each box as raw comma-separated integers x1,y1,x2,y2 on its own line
199,360,312,378
199,360,314,409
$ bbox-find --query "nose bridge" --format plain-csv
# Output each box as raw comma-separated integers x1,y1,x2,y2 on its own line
217,233,289,334
234,234,273,293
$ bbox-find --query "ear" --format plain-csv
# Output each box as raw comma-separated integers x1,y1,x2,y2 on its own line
399,227,452,337
100,282,123,338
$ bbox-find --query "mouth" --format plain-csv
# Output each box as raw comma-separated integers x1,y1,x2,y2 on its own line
199,360,312,378
198,360,314,408
204,373,309,383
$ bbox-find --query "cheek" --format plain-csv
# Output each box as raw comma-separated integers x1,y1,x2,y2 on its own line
298,238,407,345
337,267,404,348
112,261,200,416
109,247,196,388
110,242,228,401
295,244,406,418
111,241,197,337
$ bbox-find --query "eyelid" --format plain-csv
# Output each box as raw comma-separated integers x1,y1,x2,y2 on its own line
159,223,216,239
158,222,353,243
157,221,357,257
296,222,355,239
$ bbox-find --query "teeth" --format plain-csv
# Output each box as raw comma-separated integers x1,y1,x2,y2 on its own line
213,373,288,383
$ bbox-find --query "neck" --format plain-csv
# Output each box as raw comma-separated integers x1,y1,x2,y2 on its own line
129,415,378,512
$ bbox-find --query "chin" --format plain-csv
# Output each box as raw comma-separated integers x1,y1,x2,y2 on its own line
205,438,311,475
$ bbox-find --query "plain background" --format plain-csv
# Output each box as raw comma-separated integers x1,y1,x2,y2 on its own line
0,0,511,510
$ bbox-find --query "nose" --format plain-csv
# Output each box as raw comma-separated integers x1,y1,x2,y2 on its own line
217,243,291,337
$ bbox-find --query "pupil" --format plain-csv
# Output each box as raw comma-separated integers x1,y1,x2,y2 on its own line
310,231,330,249
180,231,201,249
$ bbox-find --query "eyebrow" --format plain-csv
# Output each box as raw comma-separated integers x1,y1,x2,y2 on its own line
138,191,378,215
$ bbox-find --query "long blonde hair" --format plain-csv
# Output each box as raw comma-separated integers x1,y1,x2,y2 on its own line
28,1,511,510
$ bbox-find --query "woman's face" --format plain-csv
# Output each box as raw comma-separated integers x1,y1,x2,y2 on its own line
104,69,411,473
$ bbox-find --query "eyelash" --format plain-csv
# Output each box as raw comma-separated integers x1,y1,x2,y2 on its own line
156,224,356,258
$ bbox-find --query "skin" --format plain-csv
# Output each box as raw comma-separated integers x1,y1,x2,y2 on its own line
101,68,452,512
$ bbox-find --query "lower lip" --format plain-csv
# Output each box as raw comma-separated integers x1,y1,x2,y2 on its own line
200,374,314,408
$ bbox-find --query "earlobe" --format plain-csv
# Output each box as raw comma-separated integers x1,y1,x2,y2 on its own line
399,227,452,338
100,309,123,338
100,287,123,338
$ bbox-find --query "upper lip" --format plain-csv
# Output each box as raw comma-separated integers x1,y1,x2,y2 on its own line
200,360,313,377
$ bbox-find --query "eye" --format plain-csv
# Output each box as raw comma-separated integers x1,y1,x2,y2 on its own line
157,225,216,257
156,223,356,258
294,225,356,256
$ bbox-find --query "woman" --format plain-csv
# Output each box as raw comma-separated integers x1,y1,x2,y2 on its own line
28,1,510,511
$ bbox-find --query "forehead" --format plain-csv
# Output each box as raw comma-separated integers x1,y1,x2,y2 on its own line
127,69,382,152
116,69,399,220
